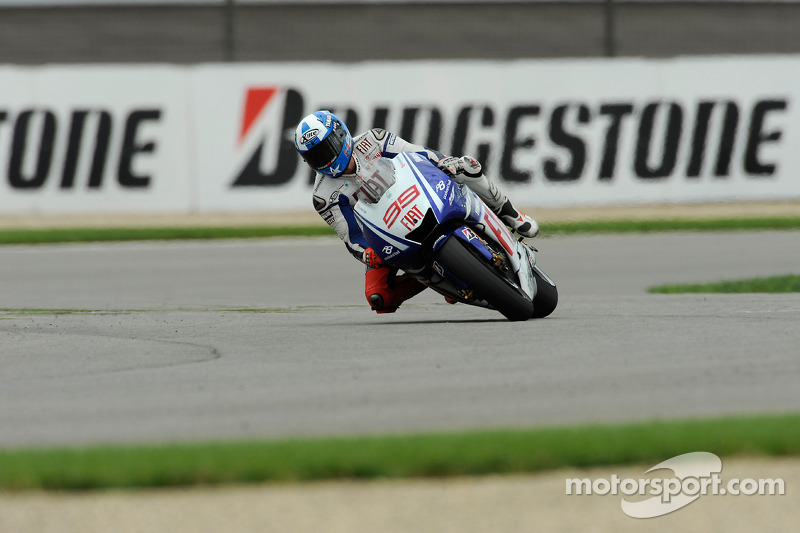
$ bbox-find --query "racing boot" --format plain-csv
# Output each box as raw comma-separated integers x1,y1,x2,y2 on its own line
493,199,539,238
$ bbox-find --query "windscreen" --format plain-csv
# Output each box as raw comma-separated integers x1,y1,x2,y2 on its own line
355,153,396,203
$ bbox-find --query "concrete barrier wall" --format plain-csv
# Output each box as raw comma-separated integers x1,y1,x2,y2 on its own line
2,2,800,64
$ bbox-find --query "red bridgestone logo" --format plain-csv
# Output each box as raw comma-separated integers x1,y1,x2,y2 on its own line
239,87,277,143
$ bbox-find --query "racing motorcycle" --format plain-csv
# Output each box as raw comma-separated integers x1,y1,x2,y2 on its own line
352,149,557,321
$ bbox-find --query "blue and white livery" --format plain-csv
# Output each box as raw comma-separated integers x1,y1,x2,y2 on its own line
310,126,443,260
351,150,558,320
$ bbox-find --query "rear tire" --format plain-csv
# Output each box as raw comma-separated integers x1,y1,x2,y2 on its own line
435,236,533,321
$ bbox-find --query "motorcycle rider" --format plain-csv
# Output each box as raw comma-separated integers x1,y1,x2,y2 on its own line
294,110,539,314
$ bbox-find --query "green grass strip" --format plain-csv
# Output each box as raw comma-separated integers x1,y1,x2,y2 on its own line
0,226,331,245
0,216,799,244
650,274,800,294
543,216,800,235
1,413,798,491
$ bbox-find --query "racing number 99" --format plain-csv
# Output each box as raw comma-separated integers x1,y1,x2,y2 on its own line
383,185,420,228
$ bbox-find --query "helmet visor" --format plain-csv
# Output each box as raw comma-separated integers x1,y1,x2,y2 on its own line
304,121,346,170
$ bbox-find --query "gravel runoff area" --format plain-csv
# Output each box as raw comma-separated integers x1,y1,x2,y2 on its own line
0,457,794,533
0,200,799,229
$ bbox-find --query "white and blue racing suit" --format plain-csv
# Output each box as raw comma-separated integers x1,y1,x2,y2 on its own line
311,128,445,262
312,128,516,263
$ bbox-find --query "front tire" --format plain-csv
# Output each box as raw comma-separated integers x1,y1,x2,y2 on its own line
531,266,558,318
435,236,533,321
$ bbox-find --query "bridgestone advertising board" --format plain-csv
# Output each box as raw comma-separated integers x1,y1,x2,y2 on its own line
1,56,798,214
0,66,192,214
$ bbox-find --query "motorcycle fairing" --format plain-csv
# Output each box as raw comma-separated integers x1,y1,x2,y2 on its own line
354,152,537,299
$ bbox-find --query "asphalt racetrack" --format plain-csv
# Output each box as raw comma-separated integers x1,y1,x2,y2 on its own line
1,231,799,448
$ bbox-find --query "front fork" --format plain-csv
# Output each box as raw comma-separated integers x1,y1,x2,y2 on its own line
473,203,538,300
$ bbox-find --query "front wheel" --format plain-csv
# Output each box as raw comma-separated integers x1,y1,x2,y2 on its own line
435,236,533,321
531,266,558,318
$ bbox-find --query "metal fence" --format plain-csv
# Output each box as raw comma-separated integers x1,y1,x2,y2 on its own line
2,1,800,64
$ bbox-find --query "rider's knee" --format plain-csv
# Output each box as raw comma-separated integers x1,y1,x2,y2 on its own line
367,292,398,313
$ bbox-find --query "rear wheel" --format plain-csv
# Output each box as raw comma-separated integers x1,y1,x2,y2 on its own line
435,236,533,321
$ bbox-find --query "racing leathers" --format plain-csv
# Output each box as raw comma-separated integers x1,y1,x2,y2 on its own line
311,128,538,313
